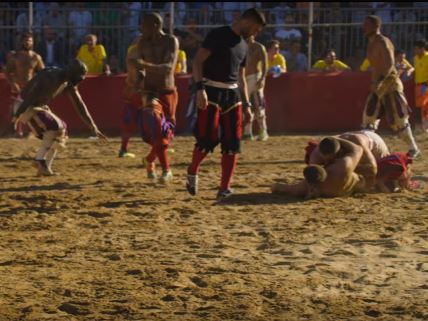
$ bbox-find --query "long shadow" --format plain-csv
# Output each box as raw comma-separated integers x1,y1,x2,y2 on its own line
215,192,306,205
0,182,84,193
100,199,156,208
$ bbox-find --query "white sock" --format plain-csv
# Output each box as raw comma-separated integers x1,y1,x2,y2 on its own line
398,125,419,151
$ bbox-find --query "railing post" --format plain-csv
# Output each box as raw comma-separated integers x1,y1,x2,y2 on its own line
169,2,174,34
28,2,33,33
307,2,314,71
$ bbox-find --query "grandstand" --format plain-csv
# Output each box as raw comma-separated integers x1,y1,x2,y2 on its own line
1,2,428,71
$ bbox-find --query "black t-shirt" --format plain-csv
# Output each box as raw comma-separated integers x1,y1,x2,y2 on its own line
202,26,248,83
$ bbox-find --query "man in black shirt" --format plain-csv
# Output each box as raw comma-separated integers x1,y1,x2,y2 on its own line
186,8,266,200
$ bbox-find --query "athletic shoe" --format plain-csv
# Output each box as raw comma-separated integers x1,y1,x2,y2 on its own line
242,133,254,141
408,149,421,159
159,170,173,184
118,149,135,158
257,131,269,141
142,158,156,179
216,188,233,200
186,174,198,196
33,159,54,176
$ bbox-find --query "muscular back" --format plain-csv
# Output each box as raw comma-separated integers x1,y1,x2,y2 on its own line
18,68,68,112
136,33,178,91
245,41,266,76
367,34,396,82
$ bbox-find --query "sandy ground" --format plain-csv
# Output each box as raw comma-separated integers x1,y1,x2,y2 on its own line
0,133,427,321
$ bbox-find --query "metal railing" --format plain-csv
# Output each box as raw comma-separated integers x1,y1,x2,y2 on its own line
0,3,427,72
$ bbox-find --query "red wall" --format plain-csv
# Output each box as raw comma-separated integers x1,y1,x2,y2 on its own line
0,72,416,136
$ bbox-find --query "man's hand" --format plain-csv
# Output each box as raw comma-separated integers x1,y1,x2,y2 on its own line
244,108,253,125
11,82,20,94
196,89,208,110
93,127,108,142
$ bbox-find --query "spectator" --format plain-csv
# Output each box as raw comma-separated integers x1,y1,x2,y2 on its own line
43,2,66,40
76,34,110,75
163,2,187,26
267,40,286,77
275,14,302,53
175,46,187,74
312,49,350,72
36,25,64,67
413,39,428,132
178,18,203,68
360,58,371,72
68,3,92,47
108,54,123,74
272,3,291,32
284,40,308,72
395,49,414,81
122,2,142,41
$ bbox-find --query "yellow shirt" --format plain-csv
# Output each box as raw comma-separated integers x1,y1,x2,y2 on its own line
77,44,107,74
268,53,286,70
312,59,350,71
127,43,137,55
414,52,428,84
360,58,371,71
175,50,187,74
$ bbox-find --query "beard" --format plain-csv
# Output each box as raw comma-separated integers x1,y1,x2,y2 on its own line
21,44,32,51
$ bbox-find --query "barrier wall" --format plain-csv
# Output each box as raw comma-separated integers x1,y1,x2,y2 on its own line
0,72,416,136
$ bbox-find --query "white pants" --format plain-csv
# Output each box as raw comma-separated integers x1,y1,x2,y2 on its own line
245,73,267,136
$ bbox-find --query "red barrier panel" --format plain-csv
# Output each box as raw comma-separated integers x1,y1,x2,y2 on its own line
0,72,416,136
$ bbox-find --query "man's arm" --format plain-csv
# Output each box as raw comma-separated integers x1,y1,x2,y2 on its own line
35,54,45,72
271,180,309,198
239,66,249,104
377,38,395,77
257,45,268,89
66,86,106,139
192,47,211,109
337,138,364,173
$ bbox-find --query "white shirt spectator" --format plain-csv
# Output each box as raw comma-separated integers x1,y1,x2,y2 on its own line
275,28,302,42
126,2,142,38
68,8,92,42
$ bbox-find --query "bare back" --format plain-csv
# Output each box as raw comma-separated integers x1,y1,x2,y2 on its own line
367,34,395,83
245,41,266,76
137,33,178,91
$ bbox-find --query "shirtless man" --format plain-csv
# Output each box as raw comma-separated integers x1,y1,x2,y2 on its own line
361,15,420,158
272,137,365,198
127,13,179,183
243,35,268,141
307,130,390,189
13,59,107,176
6,32,45,137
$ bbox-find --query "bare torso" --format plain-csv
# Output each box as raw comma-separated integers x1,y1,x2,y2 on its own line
245,41,265,76
136,33,178,92
7,50,44,91
367,34,396,85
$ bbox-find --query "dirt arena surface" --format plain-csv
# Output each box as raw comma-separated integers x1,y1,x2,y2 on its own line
0,134,427,321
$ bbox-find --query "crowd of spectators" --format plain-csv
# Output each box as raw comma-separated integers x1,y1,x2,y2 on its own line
0,1,427,74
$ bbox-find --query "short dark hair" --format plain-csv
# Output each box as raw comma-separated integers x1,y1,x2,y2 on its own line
143,12,163,27
304,165,327,184
267,40,280,50
21,32,33,41
365,15,382,28
319,137,340,156
395,49,405,56
415,39,427,49
241,8,266,27
323,48,336,58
